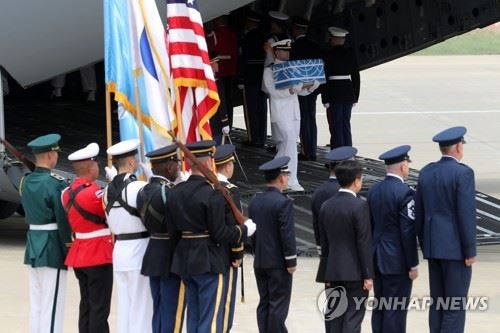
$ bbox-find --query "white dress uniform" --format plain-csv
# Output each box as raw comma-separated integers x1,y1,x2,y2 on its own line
104,139,153,333
262,42,318,191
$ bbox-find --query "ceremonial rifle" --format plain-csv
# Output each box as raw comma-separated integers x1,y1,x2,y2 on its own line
0,137,36,171
169,133,247,226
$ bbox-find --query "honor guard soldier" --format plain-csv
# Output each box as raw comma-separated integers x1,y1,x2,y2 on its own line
415,127,476,333
368,145,419,333
262,38,319,192
136,144,185,333
264,11,290,67
214,144,243,332
103,139,153,333
290,16,322,161
319,160,373,333
249,156,297,333
20,133,71,333
62,143,113,333
240,11,267,147
166,140,256,333
322,26,360,148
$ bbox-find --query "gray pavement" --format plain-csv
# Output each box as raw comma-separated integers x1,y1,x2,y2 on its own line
2,55,500,332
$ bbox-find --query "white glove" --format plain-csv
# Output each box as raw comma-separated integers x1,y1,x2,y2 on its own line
105,166,117,182
323,103,330,109
244,219,256,237
291,82,303,94
139,162,154,181
237,84,244,90
316,245,322,256
174,170,190,184
310,80,320,91
222,126,230,135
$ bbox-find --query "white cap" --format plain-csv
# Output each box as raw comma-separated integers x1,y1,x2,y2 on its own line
328,26,349,37
268,11,289,21
106,139,140,158
271,39,292,50
68,143,100,162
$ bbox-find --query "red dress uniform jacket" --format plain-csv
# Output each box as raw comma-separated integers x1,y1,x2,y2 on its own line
62,178,113,268
207,25,238,78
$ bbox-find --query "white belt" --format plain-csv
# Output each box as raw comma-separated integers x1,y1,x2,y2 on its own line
75,229,111,240
329,75,351,80
29,223,58,231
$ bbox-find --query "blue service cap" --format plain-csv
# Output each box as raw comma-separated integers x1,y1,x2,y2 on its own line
27,133,61,154
324,146,358,162
186,140,216,157
379,145,412,165
432,126,467,147
259,156,290,172
214,144,235,165
292,16,310,28
146,144,178,164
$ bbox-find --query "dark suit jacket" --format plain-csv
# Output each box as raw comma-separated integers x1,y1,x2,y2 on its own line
311,178,340,246
415,156,477,260
368,175,418,275
319,191,374,281
249,187,297,269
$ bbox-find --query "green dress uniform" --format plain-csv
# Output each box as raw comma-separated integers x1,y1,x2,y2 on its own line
21,133,71,333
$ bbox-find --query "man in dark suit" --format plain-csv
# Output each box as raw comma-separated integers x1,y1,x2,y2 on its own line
415,126,476,333
368,145,419,333
215,144,244,332
137,145,184,333
290,16,322,161
319,159,373,333
249,156,297,333
166,140,256,333
321,26,360,148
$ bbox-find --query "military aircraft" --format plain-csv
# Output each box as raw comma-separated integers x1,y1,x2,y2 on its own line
0,0,499,220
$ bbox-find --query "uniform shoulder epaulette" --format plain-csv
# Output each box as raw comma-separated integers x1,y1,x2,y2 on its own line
50,172,66,182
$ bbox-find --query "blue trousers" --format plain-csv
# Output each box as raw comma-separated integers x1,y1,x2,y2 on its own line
183,273,225,333
327,103,353,148
298,93,318,159
371,271,412,333
243,84,268,145
221,267,238,332
428,259,472,333
150,275,185,333
255,268,292,333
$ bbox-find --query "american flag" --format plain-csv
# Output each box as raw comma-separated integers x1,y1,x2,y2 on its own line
167,0,219,143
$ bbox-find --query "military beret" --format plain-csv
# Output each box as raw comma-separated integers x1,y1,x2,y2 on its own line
379,145,412,165
271,38,292,50
259,156,290,173
186,140,216,157
106,139,140,159
68,143,99,162
328,26,349,37
432,126,467,147
325,146,358,162
146,144,178,164
27,133,61,154
214,144,235,165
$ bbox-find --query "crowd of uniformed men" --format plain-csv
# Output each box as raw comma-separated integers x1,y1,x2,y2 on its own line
19,8,477,333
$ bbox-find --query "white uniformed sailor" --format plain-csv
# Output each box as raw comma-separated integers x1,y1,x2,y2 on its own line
103,139,153,333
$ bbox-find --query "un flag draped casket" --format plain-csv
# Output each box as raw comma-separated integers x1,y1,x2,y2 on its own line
272,59,326,90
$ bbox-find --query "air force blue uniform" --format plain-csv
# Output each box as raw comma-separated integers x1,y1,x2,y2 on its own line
249,156,297,333
415,127,477,333
368,145,418,333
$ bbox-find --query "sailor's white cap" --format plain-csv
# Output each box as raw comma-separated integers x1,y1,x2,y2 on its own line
328,26,349,37
268,11,289,21
271,39,292,50
68,143,100,162
106,139,140,159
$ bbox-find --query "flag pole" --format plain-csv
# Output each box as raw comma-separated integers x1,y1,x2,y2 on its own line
174,86,187,170
133,71,146,162
105,85,113,167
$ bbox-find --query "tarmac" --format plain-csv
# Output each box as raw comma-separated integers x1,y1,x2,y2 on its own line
1,55,500,332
